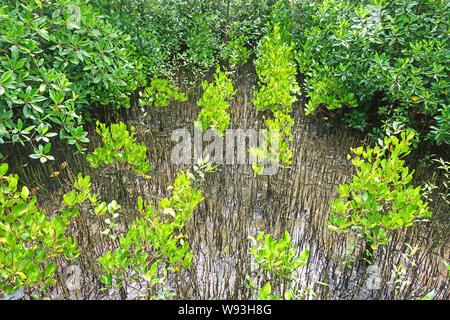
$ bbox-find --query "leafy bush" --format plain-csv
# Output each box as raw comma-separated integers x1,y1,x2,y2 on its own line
251,23,299,173
87,121,152,176
294,0,449,145
180,11,222,73
247,230,309,300
0,163,79,296
304,67,357,116
220,27,253,69
195,67,236,135
138,79,187,108
0,0,145,158
249,231,308,280
99,168,208,298
327,130,433,253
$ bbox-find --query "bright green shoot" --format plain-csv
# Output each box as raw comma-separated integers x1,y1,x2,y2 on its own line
139,78,187,107
251,23,299,174
247,230,309,300
328,130,432,253
195,67,236,135
99,163,212,299
87,121,152,177
0,163,79,297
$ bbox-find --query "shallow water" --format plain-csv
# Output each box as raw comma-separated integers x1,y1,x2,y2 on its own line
3,65,449,300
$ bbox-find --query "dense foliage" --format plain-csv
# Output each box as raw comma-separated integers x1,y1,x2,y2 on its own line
293,0,449,145
0,163,78,296
1,0,448,161
91,0,272,77
0,0,145,159
0,0,447,300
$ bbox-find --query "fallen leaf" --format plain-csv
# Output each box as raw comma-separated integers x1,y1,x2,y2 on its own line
60,161,68,169
50,171,60,178
31,186,41,195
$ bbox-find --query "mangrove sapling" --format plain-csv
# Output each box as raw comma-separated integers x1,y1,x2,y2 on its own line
195,67,236,136
61,173,123,277
0,163,79,298
87,121,152,177
247,230,309,299
251,23,299,174
327,130,432,264
138,78,187,108
98,161,214,299
342,243,358,270
62,171,166,297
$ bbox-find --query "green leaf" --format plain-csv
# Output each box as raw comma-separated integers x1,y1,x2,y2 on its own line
45,262,57,278
27,264,42,282
300,248,309,261
262,282,271,297
100,274,111,285
51,216,66,235
12,203,28,218
43,143,51,154
0,163,8,176
21,186,29,200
